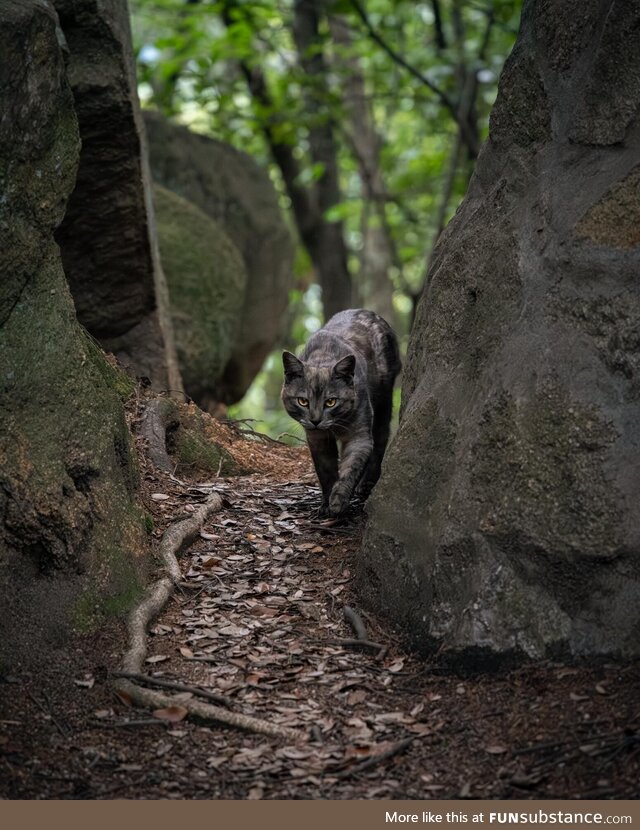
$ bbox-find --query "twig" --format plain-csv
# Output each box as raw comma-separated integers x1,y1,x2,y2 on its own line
100,718,166,729
512,739,566,756
112,671,233,708
326,639,388,660
27,689,68,738
332,736,415,779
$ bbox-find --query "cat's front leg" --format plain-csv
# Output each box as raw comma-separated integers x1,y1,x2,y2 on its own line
329,435,373,516
306,431,339,516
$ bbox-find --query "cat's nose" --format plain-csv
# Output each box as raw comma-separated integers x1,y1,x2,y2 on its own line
310,417,321,427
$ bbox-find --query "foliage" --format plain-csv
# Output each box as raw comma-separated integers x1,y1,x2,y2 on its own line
130,0,521,435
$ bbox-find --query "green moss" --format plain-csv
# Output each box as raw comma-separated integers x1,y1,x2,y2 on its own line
154,184,248,401
171,424,237,476
144,514,154,534
82,330,136,401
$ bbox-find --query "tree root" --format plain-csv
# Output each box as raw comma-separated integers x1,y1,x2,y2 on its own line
343,605,368,641
115,491,303,742
115,680,299,740
113,671,233,708
139,397,177,473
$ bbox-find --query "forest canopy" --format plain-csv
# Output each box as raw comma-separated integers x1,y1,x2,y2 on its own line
130,0,522,435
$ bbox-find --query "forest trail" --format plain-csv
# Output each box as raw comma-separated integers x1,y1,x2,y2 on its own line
1,422,639,800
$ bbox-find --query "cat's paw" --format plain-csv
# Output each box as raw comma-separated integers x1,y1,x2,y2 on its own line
354,479,374,500
328,483,351,516
317,502,330,519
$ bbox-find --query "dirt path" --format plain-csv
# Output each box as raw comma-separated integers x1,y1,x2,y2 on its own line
1,439,639,800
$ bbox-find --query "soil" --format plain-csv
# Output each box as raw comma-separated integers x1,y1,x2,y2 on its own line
1,408,639,800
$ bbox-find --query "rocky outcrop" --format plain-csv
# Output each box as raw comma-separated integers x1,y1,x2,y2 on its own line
53,0,182,393
360,0,640,665
0,0,146,669
144,111,294,404
153,184,248,408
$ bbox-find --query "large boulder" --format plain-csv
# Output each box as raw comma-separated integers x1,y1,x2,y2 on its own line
53,0,182,393
0,0,146,669
153,184,248,407
360,0,640,665
144,111,294,404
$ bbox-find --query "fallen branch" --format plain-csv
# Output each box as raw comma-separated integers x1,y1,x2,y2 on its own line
113,671,233,708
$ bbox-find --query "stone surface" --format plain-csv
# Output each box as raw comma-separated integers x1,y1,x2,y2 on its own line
153,184,248,406
0,0,146,669
144,111,294,404
53,0,182,392
360,0,640,664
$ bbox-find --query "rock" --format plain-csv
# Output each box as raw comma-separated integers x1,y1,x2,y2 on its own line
144,111,294,404
360,0,640,665
53,0,182,392
153,185,247,407
0,0,146,669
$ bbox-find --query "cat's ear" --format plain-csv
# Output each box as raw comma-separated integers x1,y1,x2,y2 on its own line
333,354,356,382
282,351,304,380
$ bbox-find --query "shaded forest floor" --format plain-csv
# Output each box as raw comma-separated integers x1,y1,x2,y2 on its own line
1,416,639,800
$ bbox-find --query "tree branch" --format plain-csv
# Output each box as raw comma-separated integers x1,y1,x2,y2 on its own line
348,0,479,157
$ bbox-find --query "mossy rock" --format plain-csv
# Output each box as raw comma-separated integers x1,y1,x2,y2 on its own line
144,111,294,403
165,406,241,477
0,0,147,670
153,184,248,405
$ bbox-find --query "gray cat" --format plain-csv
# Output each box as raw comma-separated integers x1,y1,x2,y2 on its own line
281,309,401,517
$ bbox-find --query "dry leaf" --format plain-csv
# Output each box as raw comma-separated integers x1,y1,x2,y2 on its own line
146,654,170,664
152,705,188,723
485,744,508,754
151,493,170,501
115,690,133,707
247,787,264,800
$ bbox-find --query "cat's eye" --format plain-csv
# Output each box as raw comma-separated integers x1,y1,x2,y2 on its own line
324,398,337,408
297,397,309,407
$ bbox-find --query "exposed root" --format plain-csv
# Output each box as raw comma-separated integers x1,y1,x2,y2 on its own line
139,398,177,473
115,491,304,741
343,605,369,641
115,680,301,741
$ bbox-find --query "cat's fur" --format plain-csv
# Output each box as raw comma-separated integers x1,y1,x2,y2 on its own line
281,309,401,517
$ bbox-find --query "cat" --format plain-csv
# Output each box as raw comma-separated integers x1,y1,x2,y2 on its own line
281,308,401,517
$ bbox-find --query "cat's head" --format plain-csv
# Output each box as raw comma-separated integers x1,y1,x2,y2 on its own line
281,351,357,430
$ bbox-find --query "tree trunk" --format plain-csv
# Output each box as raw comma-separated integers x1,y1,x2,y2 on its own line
360,0,640,664
292,0,352,318
329,15,397,327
